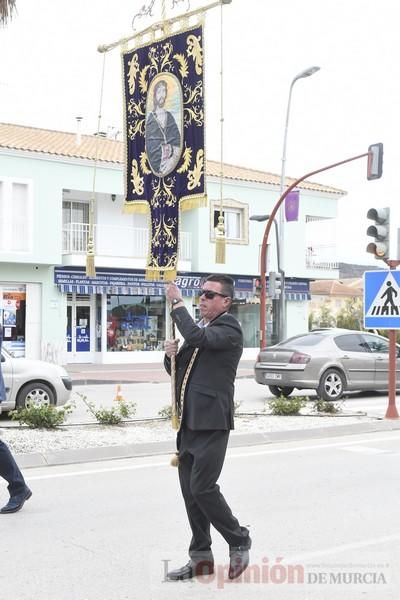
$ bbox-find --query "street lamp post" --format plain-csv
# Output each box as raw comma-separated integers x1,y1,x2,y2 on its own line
278,65,320,341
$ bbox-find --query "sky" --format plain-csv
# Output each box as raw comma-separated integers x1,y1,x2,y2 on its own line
1,0,399,265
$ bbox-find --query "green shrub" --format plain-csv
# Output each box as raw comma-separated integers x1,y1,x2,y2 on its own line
313,398,342,414
158,405,173,418
10,403,73,429
268,395,308,416
77,392,137,425
87,400,137,425
159,400,241,419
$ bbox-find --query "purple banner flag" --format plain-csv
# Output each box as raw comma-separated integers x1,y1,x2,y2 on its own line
122,24,206,281
285,190,300,222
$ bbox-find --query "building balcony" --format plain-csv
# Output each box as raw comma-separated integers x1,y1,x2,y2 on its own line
306,244,339,271
62,223,192,268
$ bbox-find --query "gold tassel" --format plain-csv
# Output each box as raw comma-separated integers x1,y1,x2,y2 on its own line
215,215,226,264
85,237,96,277
170,452,180,467
171,413,180,430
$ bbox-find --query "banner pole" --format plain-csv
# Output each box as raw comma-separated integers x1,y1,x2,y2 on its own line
98,0,228,53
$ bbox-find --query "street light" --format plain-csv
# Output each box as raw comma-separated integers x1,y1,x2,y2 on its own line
278,65,320,341
250,214,280,270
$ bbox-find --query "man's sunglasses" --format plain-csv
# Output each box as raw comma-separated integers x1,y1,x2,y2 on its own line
199,289,230,300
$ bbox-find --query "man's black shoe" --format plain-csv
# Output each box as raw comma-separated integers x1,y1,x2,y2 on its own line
228,536,252,579
0,488,32,514
166,559,214,581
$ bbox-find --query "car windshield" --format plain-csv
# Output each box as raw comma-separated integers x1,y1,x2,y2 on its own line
276,333,325,347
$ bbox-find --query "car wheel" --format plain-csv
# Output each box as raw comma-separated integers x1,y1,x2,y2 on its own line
16,382,55,409
268,385,294,398
317,369,345,401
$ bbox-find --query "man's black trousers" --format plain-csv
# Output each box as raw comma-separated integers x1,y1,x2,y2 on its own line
177,428,248,557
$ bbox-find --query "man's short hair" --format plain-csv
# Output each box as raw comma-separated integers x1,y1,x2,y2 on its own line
205,274,234,299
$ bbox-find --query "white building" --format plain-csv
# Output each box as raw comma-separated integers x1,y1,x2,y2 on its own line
0,122,344,364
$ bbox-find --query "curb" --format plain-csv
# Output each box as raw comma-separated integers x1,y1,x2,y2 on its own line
70,374,254,386
16,418,400,470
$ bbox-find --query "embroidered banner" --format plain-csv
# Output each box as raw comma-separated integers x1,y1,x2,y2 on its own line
122,23,206,280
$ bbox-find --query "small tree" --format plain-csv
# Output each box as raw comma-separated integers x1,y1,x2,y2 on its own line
336,297,363,330
318,301,336,328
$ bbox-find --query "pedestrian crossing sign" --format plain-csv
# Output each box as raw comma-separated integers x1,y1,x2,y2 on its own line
364,270,400,328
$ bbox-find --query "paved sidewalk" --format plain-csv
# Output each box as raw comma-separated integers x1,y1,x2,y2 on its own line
12,418,400,470
66,359,255,384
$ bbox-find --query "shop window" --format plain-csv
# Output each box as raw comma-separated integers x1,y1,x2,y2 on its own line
107,295,165,351
0,286,26,356
230,301,260,348
210,199,249,244
0,179,32,253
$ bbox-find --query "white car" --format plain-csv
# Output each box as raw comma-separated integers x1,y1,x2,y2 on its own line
0,347,72,412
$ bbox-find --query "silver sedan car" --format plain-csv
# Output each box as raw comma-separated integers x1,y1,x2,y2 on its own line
1,347,72,412
254,328,397,401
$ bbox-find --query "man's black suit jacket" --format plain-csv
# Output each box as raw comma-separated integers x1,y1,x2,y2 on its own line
164,307,243,430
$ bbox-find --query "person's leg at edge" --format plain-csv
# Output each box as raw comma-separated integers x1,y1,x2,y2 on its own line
0,440,27,497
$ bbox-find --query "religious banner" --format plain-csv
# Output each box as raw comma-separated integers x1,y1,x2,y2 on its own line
122,23,206,280
285,189,300,222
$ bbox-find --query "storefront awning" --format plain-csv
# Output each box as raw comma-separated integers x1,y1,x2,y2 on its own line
54,268,310,301
54,267,256,299
285,292,311,301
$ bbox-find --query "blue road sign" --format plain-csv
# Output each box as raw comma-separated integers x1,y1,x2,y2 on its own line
364,270,400,329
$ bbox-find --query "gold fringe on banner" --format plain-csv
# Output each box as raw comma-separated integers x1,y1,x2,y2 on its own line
145,268,177,281
85,237,96,277
164,269,177,281
180,194,208,212
123,201,149,214
145,268,161,281
215,214,226,264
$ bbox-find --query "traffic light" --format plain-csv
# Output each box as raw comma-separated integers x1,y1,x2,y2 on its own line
268,271,283,299
367,143,383,180
366,207,390,260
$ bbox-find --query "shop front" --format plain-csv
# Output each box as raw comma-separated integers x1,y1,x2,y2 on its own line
54,268,261,363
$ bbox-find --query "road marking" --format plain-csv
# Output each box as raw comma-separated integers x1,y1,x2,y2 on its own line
24,431,400,482
341,445,388,454
227,432,400,459
288,532,400,562
25,461,169,481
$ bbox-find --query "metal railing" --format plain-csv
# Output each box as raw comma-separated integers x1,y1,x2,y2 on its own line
306,244,339,270
62,222,192,260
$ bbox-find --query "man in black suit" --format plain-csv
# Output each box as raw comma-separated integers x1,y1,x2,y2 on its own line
164,274,251,581
0,324,32,514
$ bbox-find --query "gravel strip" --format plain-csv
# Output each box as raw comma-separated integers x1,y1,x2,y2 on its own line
1,413,376,455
